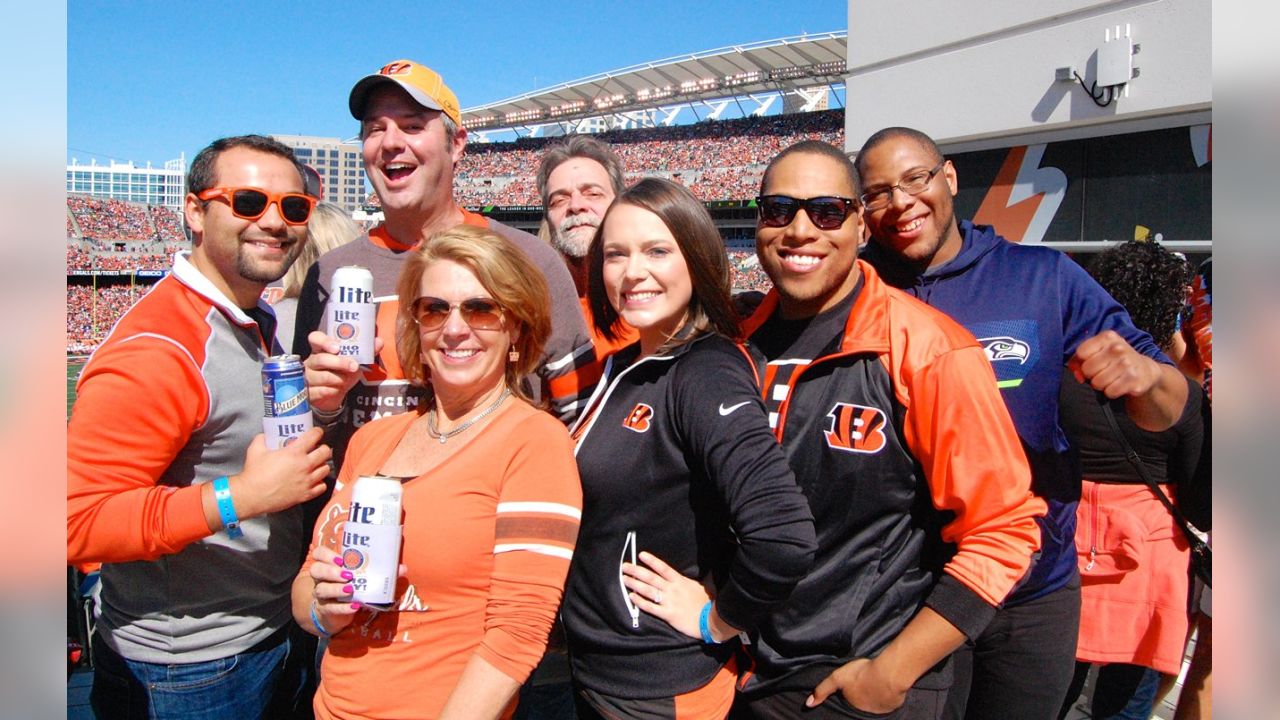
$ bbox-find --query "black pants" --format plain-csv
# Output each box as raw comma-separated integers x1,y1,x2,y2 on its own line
1058,662,1161,720
943,575,1081,720
731,685,947,720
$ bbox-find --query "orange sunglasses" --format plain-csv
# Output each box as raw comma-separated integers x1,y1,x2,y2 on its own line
197,187,316,225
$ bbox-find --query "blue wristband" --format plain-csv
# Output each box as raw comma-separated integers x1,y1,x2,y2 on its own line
212,476,243,540
310,599,333,638
699,601,720,644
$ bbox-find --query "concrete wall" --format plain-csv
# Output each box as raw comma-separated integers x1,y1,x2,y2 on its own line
845,0,1211,152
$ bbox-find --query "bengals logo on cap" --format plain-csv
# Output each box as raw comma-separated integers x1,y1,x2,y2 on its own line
823,402,887,454
622,403,654,433
379,61,415,76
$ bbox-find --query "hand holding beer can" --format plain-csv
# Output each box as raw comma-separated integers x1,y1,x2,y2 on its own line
327,265,376,365
340,476,404,606
262,354,314,450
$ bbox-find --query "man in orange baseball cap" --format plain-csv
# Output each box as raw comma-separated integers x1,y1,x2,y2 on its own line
347,59,461,127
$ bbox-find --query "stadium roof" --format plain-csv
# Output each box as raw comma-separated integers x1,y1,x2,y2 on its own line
461,32,846,132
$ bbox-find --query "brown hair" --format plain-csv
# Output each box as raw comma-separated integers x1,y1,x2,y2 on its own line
187,134,306,196
587,177,738,348
395,225,551,403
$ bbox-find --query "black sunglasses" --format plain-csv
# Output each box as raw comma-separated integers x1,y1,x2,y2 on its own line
756,195,858,230
410,296,506,331
196,187,316,225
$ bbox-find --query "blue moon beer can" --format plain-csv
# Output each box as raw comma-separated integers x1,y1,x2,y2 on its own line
341,476,404,606
327,265,376,365
262,354,313,450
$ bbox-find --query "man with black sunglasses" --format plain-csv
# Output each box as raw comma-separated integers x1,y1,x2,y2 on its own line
730,140,1046,719
855,127,1188,720
69,135,332,719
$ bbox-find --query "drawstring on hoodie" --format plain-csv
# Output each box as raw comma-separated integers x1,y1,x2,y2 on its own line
914,275,940,305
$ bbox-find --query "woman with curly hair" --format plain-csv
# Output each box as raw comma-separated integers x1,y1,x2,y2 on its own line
1057,241,1210,720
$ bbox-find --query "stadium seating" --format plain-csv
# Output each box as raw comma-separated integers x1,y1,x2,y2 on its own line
66,285,147,355
456,109,844,204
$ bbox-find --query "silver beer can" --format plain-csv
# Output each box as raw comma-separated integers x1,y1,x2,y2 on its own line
340,475,404,606
327,265,375,365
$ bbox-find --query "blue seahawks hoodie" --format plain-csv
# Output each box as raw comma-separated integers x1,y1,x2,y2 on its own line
863,221,1169,604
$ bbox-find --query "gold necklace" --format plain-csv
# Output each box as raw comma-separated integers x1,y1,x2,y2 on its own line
426,388,511,444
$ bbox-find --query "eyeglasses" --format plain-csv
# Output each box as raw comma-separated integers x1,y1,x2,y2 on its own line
196,187,316,225
410,296,506,331
756,195,858,230
859,162,946,211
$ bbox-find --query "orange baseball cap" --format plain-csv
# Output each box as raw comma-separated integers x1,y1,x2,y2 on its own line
348,59,461,126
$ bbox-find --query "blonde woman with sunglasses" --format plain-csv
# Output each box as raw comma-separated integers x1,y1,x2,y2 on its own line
291,225,582,720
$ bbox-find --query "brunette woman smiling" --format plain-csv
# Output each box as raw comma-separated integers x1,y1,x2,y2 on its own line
562,178,816,718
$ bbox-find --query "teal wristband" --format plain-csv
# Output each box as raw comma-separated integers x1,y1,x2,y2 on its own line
212,476,243,540
310,599,333,638
699,601,721,644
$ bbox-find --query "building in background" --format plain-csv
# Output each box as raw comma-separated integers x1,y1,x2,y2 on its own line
844,0,1211,255
66,155,186,213
271,134,367,212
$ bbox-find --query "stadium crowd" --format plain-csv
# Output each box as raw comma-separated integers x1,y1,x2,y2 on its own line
456,110,844,204
68,248,170,273
66,284,147,354
727,250,772,291
68,196,157,243
150,205,185,243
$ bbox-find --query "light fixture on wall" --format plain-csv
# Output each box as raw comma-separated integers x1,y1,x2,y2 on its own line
1056,24,1139,108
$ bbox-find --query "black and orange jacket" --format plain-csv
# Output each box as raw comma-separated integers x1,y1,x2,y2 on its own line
738,261,1045,695
562,333,817,699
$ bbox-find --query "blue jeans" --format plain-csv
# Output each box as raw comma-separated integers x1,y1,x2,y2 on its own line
90,629,290,720
1090,664,1161,720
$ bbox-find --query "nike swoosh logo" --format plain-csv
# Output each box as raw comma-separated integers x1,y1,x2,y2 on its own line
719,401,750,416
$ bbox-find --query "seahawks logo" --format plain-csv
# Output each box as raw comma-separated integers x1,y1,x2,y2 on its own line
979,336,1030,364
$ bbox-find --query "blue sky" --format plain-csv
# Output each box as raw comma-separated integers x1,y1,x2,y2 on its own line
68,2,847,167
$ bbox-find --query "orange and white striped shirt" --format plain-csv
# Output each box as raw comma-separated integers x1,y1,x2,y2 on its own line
304,402,581,720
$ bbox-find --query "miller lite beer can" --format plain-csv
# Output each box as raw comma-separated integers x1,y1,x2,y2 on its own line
341,476,404,606
327,265,375,365
262,354,313,450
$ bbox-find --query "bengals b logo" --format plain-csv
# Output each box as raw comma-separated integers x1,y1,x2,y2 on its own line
380,61,413,76
622,403,654,433
823,403,887,454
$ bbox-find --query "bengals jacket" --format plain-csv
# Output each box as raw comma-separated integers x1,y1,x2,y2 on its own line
738,261,1046,696
562,332,817,699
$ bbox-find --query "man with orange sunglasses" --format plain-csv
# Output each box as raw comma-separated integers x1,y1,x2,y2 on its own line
68,135,331,719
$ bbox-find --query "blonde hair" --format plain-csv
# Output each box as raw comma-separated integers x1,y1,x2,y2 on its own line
395,225,551,404
283,202,360,298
